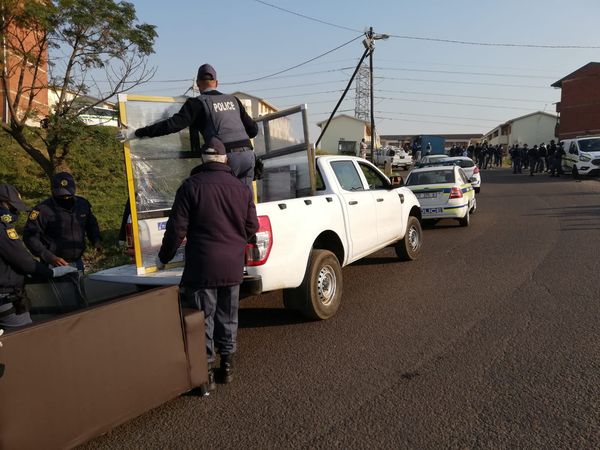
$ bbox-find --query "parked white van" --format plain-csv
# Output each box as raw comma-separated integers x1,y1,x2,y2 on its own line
561,135,600,177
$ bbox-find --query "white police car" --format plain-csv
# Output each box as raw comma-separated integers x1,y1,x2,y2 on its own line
405,165,477,226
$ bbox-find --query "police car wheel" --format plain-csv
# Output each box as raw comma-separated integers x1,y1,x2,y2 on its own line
459,209,470,227
283,249,342,321
395,215,423,261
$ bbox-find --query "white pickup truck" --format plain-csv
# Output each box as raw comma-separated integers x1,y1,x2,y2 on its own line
91,155,423,320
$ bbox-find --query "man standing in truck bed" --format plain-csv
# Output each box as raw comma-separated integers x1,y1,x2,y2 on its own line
118,64,259,192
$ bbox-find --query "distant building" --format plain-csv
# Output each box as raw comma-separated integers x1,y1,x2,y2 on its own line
483,112,557,147
552,62,600,140
231,91,278,118
48,89,118,127
316,114,378,155
1,10,49,126
381,134,483,149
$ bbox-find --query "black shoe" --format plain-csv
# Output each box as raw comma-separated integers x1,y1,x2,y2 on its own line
198,368,216,396
220,354,234,384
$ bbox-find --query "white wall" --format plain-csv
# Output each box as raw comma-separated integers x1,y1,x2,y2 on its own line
509,114,557,147
319,117,366,154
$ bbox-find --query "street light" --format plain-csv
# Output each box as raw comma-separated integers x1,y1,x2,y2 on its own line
364,27,389,161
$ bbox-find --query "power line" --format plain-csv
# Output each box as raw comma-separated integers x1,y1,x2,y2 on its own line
375,66,557,80
251,0,600,49
375,96,534,111
376,89,553,104
223,35,363,84
252,0,362,33
374,110,503,123
375,116,486,129
379,76,552,89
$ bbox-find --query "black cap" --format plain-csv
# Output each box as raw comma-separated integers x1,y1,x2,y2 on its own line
196,64,217,81
0,184,28,211
52,172,76,197
202,137,227,155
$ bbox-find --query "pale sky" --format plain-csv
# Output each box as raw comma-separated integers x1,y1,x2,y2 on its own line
122,0,600,139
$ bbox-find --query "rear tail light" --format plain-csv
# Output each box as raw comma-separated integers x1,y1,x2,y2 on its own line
245,216,273,266
473,166,480,174
449,187,463,199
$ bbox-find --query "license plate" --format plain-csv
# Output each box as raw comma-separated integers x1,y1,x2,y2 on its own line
417,192,437,199
422,207,442,214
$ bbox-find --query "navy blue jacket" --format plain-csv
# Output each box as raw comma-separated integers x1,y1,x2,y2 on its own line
0,220,53,299
23,196,101,263
158,162,259,287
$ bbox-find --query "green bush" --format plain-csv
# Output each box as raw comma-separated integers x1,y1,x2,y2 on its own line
0,127,130,271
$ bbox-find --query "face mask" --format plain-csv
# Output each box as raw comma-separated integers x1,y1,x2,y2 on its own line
0,206,18,224
54,196,75,209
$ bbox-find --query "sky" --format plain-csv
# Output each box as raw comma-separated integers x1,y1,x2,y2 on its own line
121,0,600,140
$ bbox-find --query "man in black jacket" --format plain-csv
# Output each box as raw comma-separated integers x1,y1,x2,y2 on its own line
23,172,101,272
157,137,259,393
118,64,259,192
0,184,77,329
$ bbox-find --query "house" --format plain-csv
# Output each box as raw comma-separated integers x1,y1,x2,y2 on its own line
482,112,557,147
231,91,278,118
47,89,118,127
551,62,600,140
316,114,378,155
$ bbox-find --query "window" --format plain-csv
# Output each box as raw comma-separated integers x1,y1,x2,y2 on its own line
406,169,455,186
358,162,390,190
331,161,364,191
458,168,469,184
316,166,326,191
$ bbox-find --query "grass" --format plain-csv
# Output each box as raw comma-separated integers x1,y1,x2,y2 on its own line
0,127,130,272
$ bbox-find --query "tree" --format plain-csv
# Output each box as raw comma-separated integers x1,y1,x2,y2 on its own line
0,0,157,178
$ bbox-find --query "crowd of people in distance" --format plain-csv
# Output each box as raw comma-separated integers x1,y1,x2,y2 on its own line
508,140,565,177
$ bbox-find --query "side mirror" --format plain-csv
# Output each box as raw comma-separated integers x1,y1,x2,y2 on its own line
390,175,404,187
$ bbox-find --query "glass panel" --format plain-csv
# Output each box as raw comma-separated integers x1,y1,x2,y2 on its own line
254,106,313,202
358,163,389,190
406,169,455,185
331,161,363,191
123,96,198,272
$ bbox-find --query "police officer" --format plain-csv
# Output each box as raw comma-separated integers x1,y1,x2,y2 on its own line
117,64,259,192
527,144,538,176
510,144,522,174
23,172,101,272
0,184,77,329
156,137,259,393
550,142,566,177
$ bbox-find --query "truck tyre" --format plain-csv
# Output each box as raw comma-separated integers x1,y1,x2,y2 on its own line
282,249,342,320
395,216,423,261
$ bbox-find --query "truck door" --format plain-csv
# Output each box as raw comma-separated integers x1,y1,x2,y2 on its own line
565,141,578,172
330,160,379,259
357,161,403,243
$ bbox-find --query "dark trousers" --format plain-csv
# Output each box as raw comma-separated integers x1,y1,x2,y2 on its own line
513,158,522,173
529,157,537,175
227,149,255,195
183,284,240,364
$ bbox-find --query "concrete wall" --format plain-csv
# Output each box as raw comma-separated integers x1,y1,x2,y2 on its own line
319,116,365,154
509,114,557,147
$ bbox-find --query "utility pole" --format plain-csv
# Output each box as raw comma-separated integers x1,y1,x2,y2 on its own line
363,27,389,161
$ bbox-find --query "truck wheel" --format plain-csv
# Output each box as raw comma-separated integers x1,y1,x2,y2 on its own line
282,250,342,320
459,209,470,227
395,216,423,261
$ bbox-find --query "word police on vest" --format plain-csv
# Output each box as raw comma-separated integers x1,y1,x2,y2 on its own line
212,101,237,113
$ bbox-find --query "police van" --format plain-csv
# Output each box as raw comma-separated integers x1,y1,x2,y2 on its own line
561,135,600,177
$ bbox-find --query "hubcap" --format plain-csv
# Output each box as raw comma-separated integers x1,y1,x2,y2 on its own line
317,265,337,306
408,225,420,252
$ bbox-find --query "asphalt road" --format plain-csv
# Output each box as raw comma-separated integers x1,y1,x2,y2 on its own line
84,168,600,449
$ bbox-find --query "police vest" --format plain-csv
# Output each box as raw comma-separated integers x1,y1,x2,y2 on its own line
199,94,250,146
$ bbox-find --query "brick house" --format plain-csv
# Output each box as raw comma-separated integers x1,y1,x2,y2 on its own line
552,62,600,140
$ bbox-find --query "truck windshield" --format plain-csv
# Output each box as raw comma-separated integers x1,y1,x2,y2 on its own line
578,138,600,153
